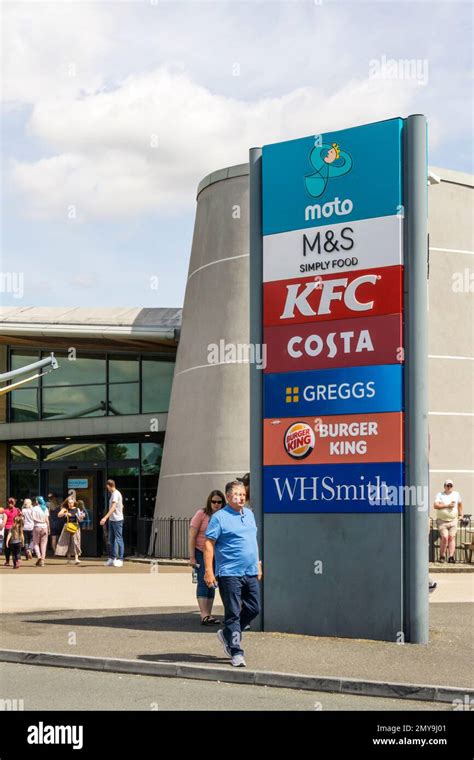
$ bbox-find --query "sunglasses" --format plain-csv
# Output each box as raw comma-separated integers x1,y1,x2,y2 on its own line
211,499,223,504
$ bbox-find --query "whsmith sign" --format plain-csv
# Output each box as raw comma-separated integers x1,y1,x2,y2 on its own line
249,115,429,643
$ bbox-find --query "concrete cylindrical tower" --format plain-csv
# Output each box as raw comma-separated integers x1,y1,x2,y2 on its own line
152,164,250,525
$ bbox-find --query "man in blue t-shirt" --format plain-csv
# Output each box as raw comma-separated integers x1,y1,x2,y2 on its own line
204,480,262,668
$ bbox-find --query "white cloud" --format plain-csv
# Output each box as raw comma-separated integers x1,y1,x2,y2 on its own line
2,2,110,105
11,67,417,219
4,1,471,220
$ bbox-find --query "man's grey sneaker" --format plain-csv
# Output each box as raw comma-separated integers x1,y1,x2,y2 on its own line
217,629,232,658
231,654,246,667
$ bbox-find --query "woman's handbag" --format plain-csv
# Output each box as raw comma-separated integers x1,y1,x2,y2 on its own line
65,516,78,534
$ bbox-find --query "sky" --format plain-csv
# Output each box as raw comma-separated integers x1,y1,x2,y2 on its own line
1,0,473,308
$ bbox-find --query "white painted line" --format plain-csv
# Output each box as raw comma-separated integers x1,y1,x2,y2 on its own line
175,360,250,378
162,470,248,478
430,247,474,255
428,355,474,361
188,254,249,281
429,412,474,417
430,470,474,474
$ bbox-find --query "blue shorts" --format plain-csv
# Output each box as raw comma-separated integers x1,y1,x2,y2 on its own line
195,548,215,600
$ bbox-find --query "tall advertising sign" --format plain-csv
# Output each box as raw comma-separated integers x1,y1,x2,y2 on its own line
262,118,404,515
251,116,429,642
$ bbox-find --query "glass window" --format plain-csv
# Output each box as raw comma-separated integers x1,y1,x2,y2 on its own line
9,350,40,388
107,467,139,518
141,358,175,413
9,469,40,503
10,444,39,462
42,386,107,419
10,389,39,422
109,356,140,383
141,474,158,518
42,352,106,386
141,442,163,475
42,442,106,462
108,442,139,461
108,383,139,415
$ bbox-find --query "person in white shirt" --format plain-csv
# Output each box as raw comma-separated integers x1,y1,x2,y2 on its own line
434,479,463,564
100,479,124,568
31,496,50,567
21,499,35,560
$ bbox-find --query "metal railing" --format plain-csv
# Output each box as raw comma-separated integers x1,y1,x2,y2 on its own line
146,516,191,559
429,516,473,563
138,515,474,563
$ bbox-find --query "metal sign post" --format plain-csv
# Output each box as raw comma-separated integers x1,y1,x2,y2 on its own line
250,116,428,643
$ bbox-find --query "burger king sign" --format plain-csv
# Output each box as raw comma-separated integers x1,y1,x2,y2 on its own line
284,422,315,460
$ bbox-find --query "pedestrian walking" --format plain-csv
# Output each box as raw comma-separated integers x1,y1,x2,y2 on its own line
100,480,125,567
1,498,21,566
31,497,50,567
204,480,262,668
0,510,4,555
434,479,463,564
6,516,24,569
47,493,64,554
55,498,83,565
188,490,225,625
21,499,34,560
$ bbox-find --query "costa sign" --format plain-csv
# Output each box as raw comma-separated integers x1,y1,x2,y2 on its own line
264,412,403,466
264,314,403,373
263,214,402,283
263,265,402,327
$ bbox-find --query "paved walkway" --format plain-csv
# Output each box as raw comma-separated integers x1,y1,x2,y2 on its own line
1,561,473,692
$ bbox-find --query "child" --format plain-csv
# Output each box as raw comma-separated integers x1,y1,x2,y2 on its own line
6,516,24,569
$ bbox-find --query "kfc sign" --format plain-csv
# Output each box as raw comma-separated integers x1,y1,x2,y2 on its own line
264,266,402,327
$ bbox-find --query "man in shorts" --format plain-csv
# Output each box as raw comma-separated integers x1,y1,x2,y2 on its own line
434,479,463,564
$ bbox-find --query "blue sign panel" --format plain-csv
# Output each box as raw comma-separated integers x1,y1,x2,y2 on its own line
67,479,89,489
262,118,403,236
263,461,404,513
264,364,403,418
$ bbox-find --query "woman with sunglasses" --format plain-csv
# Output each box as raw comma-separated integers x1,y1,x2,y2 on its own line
189,490,225,625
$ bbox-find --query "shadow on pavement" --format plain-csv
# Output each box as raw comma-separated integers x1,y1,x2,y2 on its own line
138,652,230,665
22,609,225,634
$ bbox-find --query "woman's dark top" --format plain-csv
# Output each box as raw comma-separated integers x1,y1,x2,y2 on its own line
65,508,79,525
49,508,65,534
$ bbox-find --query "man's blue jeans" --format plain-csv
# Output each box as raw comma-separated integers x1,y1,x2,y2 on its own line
217,575,260,657
108,520,124,560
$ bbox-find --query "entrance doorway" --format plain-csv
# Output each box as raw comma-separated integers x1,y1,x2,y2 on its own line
41,468,107,557
60,470,105,557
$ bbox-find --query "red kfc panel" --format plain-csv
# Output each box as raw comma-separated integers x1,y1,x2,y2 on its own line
264,313,403,373
263,265,403,327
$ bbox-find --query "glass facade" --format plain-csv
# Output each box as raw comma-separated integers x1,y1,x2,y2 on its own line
5,346,173,553
8,349,175,422
8,440,162,519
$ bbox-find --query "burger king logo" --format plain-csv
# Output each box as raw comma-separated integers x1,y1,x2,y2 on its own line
284,422,315,459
